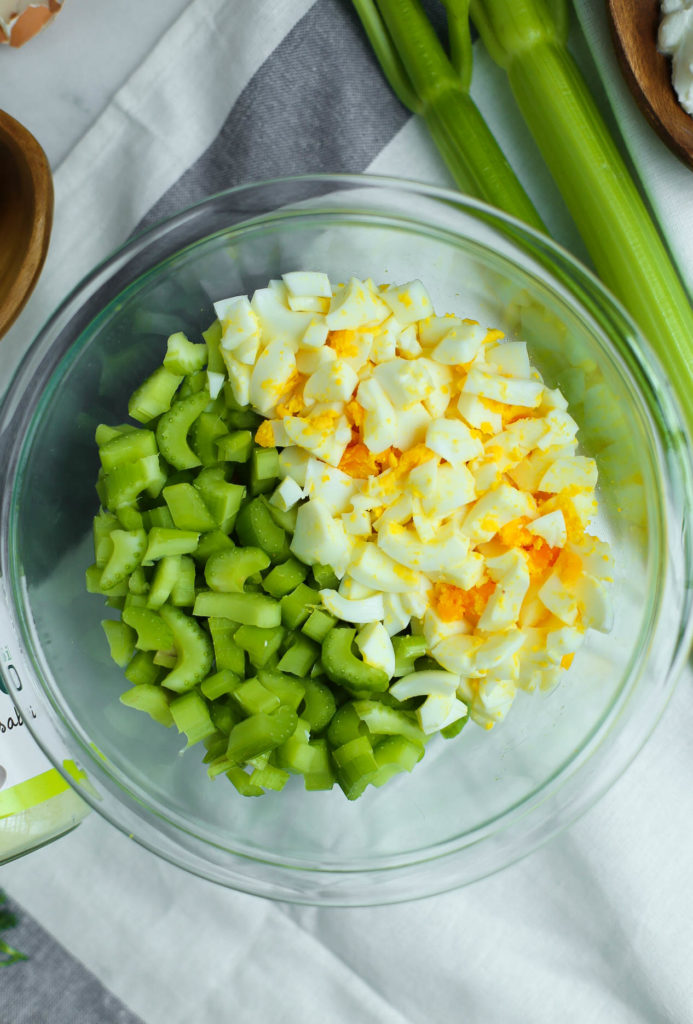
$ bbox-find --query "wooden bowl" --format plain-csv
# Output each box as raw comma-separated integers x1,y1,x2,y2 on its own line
607,0,693,171
0,110,54,339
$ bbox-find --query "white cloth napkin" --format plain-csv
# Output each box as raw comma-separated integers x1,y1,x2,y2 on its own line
3,2,693,1022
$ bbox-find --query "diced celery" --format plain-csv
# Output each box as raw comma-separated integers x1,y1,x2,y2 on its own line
170,555,196,607
170,690,216,747
332,735,379,800
99,428,158,471
392,634,428,677
250,447,280,495
209,699,241,736
441,714,468,739
190,412,228,466
235,497,289,562
148,505,176,529
233,677,282,716
300,678,337,732
226,705,298,763
203,319,224,374
145,555,181,609
122,605,175,652
194,471,246,534
192,530,235,564
225,765,264,797
142,527,200,564
158,605,214,693
205,547,270,593
200,669,241,701
234,624,285,668
277,634,319,677
302,739,335,791
120,683,173,726
302,608,338,643
116,506,145,532
102,619,136,667
321,627,389,696
217,430,253,464
351,699,426,747
163,482,217,532
262,558,308,599
104,456,162,509
257,669,306,711
312,563,339,590
206,619,243,676
124,650,163,687
326,702,366,748
164,332,208,375
193,590,281,628
249,763,290,791
129,366,183,423
156,389,209,470
280,582,320,630
370,735,424,787
100,529,147,590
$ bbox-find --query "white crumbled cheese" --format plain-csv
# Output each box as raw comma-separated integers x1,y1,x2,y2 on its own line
210,273,613,734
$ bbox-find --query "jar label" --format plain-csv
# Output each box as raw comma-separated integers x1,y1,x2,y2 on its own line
0,599,70,818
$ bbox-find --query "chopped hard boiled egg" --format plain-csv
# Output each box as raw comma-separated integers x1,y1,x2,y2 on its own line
211,272,613,734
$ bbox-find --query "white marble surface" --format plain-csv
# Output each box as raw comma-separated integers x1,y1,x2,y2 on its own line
1,0,192,166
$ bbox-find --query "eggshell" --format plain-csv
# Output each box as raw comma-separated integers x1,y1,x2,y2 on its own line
0,0,62,47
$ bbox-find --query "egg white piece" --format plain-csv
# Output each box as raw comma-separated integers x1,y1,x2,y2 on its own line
320,589,385,624
356,621,396,678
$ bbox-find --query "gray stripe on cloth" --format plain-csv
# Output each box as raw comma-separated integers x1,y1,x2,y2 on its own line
137,0,448,233
0,894,144,1024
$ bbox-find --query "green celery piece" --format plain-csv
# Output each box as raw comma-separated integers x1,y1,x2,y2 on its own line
371,734,424,787
233,677,282,716
332,734,379,800
93,510,119,565
300,677,337,732
193,590,281,628
116,506,145,532
303,738,335,791
203,320,224,374
163,482,217,532
205,547,270,593
95,423,125,447
102,619,136,668
225,407,262,430
235,497,290,562
326,701,367,748
99,529,147,590
153,650,177,668
225,765,265,797
352,0,543,228
128,366,183,423
277,634,319,677
159,604,214,693
194,470,246,534
170,690,217,747
262,494,299,534
470,0,693,428
351,699,426,747
164,332,208,375
120,684,173,726
301,608,338,643
179,369,208,397
392,634,428,677
200,669,242,701
311,563,340,590
190,412,227,466
146,555,181,609
249,762,290,792
99,428,158,471
217,430,253,464
209,699,241,736
321,627,389,696
156,389,210,470
192,530,235,564
280,582,320,630
148,505,175,529
124,650,163,687
142,527,200,564
170,555,196,607
262,557,308,599
226,705,298,764
122,604,175,652
104,456,162,509
234,625,285,669
257,669,306,711
250,447,280,495
208,617,246,674
86,564,128,596
274,718,315,774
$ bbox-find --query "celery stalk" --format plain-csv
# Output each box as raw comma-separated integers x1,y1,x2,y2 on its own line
352,0,544,229
470,0,693,427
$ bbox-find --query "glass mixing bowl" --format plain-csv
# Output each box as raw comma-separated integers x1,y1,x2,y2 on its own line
1,175,692,905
